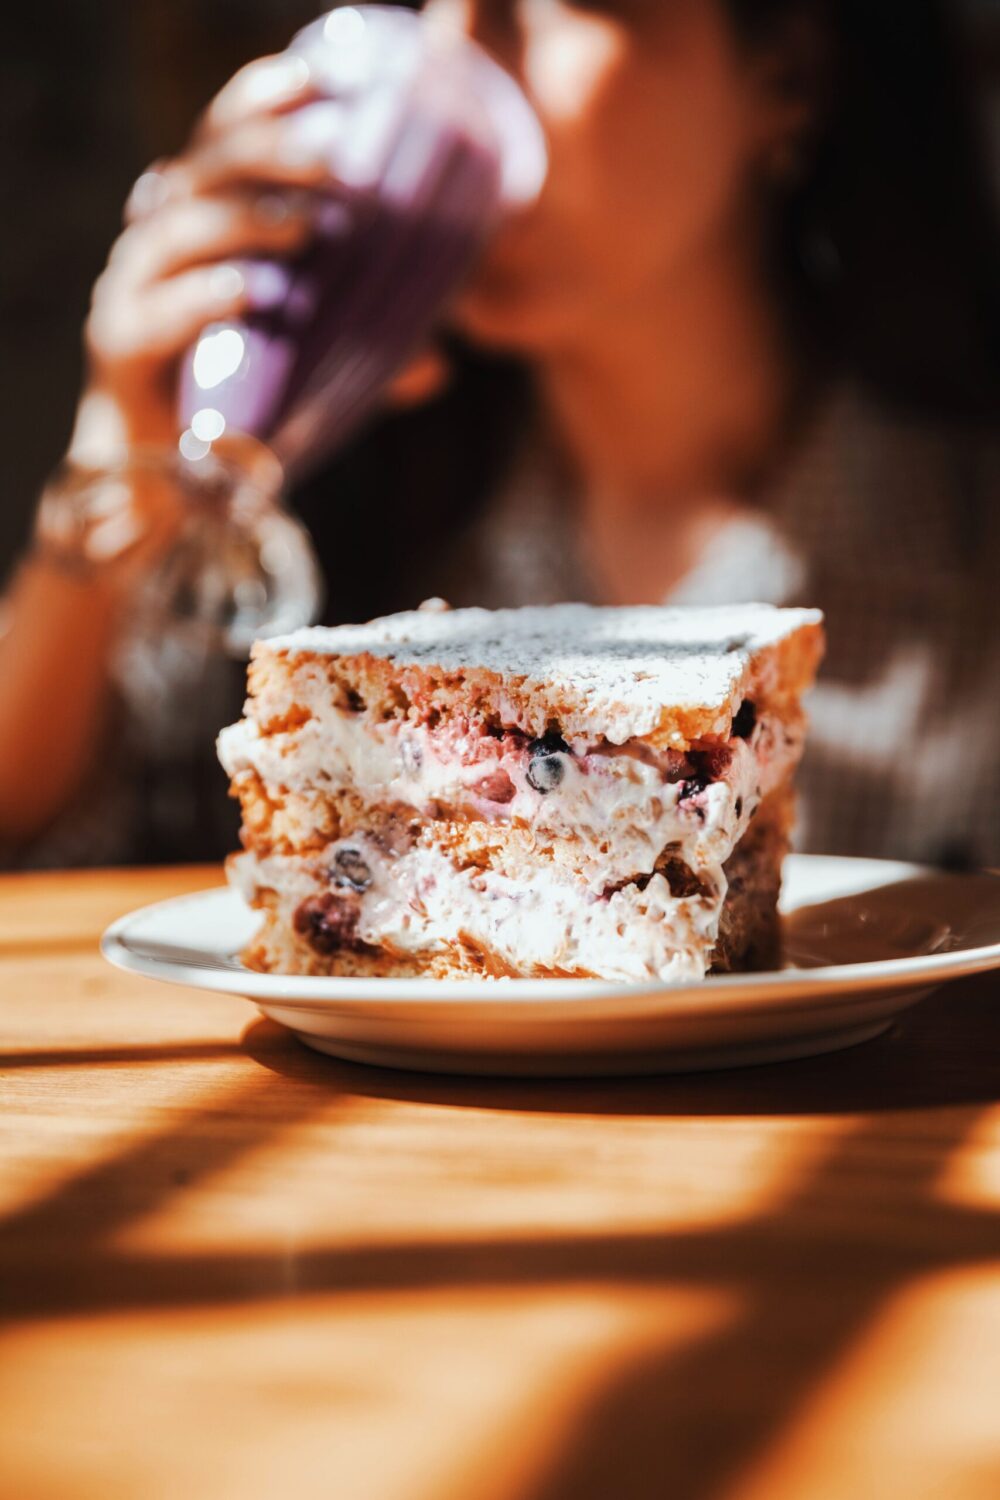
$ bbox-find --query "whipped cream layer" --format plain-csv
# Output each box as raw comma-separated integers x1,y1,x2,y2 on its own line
230,840,725,983
220,701,802,892
222,695,803,979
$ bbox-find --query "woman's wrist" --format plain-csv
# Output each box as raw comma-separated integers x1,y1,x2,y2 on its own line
32,462,150,579
28,442,189,595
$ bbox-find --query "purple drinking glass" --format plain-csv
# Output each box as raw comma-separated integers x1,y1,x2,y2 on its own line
178,4,546,476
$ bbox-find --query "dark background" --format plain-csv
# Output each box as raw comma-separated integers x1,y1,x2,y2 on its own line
2,0,999,586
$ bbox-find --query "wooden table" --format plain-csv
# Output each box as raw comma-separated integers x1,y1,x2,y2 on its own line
2,866,1000,1500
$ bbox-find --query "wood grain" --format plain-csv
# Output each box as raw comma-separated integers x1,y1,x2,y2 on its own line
1,866,999,1500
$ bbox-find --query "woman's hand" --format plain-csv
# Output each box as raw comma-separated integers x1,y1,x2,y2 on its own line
72,54,342,459
73,50,450,464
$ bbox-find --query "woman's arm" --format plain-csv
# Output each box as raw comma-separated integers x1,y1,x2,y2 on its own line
0,556,122,841
0,56,333,846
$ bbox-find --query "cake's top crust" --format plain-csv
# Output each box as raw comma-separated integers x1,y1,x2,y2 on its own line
258,603,824,746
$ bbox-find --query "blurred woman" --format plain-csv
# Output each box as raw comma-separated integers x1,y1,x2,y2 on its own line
0,0,997,865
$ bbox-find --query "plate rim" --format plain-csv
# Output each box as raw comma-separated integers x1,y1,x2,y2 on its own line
100,853,1000,1015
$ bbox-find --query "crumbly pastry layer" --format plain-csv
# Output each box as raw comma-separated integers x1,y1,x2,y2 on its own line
254,602,823,748
220,603,823,982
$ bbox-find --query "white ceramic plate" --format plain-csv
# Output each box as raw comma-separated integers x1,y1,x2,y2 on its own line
101,855,1000,1076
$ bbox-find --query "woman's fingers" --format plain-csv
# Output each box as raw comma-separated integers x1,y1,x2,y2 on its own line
89,98,348,391
161,105,348,201
108,191,314,289
197,53,316,140
78,52,337,451
88,262,252,366
123,161,173,225
123,58,320,225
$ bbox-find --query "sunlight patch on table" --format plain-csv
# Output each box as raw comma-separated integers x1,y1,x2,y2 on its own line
0,1283,737,1500
109,1113,851,1256
721,1267,1000,1500
0,1065,246,1222
932,1106,1000,1214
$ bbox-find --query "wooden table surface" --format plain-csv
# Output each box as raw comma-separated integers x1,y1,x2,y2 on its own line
2,865,1000,1500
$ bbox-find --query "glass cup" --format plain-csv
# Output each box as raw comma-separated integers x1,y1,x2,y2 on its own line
178,3,547,475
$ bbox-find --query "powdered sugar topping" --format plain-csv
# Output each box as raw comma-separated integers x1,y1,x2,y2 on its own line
264,602,821,743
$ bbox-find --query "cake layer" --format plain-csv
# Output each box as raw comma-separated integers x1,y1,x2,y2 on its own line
232,793,790,981
251,603,824,749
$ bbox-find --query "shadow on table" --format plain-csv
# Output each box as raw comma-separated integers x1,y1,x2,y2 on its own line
2,1073,997,1500
3,971,1000,1499
1,1041,242,1070
240,969,1000,1117
242,994,1000,1500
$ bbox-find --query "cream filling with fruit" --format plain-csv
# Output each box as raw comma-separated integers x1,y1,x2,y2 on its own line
230,838,727,982
219,701,800,889
222,699,800,980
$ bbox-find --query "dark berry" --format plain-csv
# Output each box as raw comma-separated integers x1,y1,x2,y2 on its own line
732,700,757,739
293,893,361,954
472,769,516,803
527,733,569,794
329,845,372,891
527,752,564,793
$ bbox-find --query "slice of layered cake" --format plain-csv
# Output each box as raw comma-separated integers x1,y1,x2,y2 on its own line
219,602,823,982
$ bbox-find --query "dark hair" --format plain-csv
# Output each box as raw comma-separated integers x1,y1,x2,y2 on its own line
296,0,998,621
725,0,999,417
